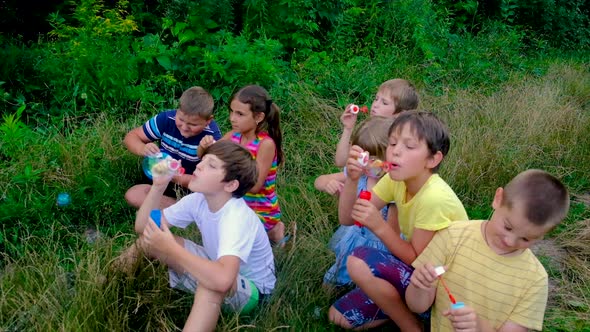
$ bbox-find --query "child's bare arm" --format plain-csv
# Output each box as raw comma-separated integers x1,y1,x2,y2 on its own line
338,145,379,225
334,129,353,167
385,204,400,234
124,127,159,156
314,172,346,195
334,104,358,167
135,177,169,234
406,262,439,313
142,220,241,293
250,138,275,193
354,199,419,262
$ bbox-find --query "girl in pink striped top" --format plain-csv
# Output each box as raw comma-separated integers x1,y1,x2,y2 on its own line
222,85,285,245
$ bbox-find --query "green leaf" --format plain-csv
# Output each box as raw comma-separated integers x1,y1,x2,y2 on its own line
156,56,172,70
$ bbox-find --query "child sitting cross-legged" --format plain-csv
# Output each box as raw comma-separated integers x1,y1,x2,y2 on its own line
406,169,570,332
116,140,276,331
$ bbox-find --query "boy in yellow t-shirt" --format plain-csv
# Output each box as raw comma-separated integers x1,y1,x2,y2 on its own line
329,111,468,331
407,169,569,332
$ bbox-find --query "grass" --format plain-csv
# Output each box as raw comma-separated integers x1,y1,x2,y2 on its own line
1,62,590,331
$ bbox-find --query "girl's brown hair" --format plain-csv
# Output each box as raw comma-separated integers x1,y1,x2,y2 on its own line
232,85,284,165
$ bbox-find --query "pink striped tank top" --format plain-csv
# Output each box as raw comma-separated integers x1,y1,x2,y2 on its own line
231,131,281,231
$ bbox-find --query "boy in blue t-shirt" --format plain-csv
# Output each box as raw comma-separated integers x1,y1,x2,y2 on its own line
124,86,222,208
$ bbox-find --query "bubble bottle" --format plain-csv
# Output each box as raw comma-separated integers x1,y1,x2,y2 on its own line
150,209,161,228
354,190,372,227
142,152,185,179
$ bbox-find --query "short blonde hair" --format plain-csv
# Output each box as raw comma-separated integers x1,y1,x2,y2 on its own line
179,86,214,118
502,169,569,227
378,79,419,113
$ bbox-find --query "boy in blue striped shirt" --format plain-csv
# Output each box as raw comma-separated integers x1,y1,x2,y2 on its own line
124,86,222,208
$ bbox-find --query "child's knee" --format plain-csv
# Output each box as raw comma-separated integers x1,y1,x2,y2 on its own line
328,306,353,329
125,185,150,207
347,255,371,280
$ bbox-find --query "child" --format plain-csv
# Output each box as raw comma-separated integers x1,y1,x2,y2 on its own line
406,169,569,332
202,85,286,245
315,116,395,286
334,78,419,167
329,111,468,331
124,86,222,209
118,140,276,331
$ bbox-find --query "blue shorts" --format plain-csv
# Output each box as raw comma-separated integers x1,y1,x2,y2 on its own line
332,247,430,328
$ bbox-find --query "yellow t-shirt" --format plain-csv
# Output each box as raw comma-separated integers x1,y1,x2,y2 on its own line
372,174,468,239
413,221,548,331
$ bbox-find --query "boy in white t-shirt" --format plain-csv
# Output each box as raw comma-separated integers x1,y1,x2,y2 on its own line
118,140,276,331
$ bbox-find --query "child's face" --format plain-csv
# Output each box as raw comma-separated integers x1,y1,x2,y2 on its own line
229,99,263,134
175,111,211,138
486,188,553,255
370,89,397,117
188,153,229,194
385,124,438,182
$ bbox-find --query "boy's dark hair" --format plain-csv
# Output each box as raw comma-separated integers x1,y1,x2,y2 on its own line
388,110,450,173
204,141,258,198
379,79,419,113
179,86,214,118
233,85,284,165
352,116,395,160
502,169,570,227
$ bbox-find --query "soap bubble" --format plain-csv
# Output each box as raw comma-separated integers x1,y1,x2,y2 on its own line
56,192,71,206
142,152,170,179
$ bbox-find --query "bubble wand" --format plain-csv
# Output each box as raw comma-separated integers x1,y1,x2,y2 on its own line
357,151,393,178
435,266,464,309
350,104,369,115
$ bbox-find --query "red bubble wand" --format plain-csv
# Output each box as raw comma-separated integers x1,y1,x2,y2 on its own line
435,266,464,309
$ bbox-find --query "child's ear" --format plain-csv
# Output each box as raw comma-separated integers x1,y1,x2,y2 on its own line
254,112,265,124
492,187,504,209
224,179,240,194
427,151,443,169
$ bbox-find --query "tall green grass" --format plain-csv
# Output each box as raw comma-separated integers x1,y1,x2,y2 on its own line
1,63,589,330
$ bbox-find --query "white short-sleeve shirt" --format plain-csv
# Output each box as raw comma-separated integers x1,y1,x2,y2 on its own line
164,193,276,294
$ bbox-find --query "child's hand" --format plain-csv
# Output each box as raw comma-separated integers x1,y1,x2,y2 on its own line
199,135,216,150
143,143,161,156
351,197,383,231
443,305,479,332
324,179,345,195
151,161,178,187
143,218,178,255
410,263,440,290
340,104,359,129
345,145,365,181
